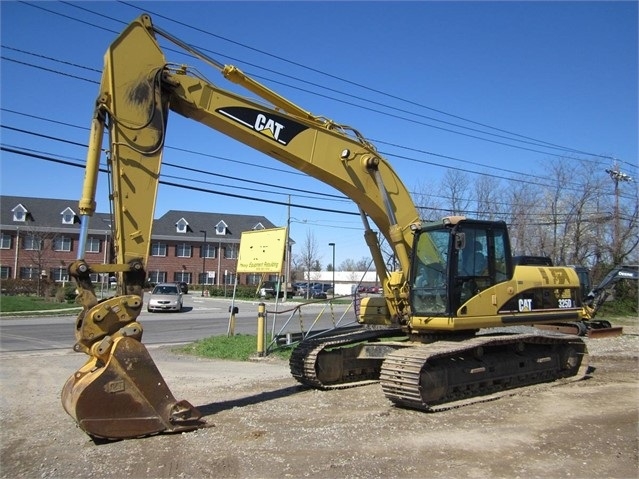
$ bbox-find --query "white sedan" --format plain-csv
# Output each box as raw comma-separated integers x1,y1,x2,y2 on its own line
147,283,183,312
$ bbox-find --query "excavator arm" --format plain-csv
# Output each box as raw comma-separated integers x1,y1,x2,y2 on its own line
63,14,419,439
582,264,638,320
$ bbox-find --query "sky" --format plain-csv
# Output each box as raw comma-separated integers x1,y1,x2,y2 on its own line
1,1,637,269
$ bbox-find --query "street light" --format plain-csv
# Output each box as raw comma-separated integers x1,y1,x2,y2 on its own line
200,230,207,297
328,242,336,297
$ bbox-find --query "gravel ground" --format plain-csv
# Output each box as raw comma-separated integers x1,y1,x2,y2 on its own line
1,320,637,479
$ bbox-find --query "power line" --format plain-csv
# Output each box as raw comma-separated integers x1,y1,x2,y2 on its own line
0,146,361,216
2,144,631,223
21,0,634,171
2,6,636,206
115,0,632,168
2,79,632,201
2,112,636,205
4,114,636,208
0,56,97,84
19,0,122,35
4,40,634,182
1,46,102,73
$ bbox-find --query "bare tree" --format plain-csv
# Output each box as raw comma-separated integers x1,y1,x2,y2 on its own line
292,230,321,297
618,199,639,264
562,160,608,266
338,257,371,271
413,178,448,221
442,170,472,216
354,257,370,270
535,160,573,264
20,227,61,296
531,158,639,267
504,182,542,255
473,174,503,220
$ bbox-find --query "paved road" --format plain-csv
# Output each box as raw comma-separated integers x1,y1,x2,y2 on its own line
0,295,359,353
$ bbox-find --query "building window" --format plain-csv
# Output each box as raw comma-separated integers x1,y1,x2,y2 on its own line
0,233,11,249
12,204,27,222
86,237,101,253
51,267,69,282
60,207,76,225
201,243,216,259
151,243,167,257
215,221,227,235
174,271,191,283
225,272,236,285
23,234,41,251
53,236,72,252
247,273,261,285
224,244,238,259
19,267,39,280
148,271,167,284
176,243,192,258
176,218,189,234
0,266,11,279
199,272,215,285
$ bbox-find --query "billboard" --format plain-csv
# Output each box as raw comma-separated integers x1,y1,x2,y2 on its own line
236,227,287,273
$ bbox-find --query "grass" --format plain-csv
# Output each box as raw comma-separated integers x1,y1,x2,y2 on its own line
176,334,293,361
0,295,80,314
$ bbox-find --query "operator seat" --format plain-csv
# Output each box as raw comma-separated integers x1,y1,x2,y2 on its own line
463,241,486,276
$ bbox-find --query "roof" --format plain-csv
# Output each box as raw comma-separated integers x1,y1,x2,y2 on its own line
0,195,281,239
0,195,111,233
152,209,278,241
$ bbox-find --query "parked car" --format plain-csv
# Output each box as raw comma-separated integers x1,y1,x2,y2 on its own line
356,285,380,294
147,283,183,312
293,282,310,296
176,281,189,294
294,282,330,298
310,283,330,299
259,281,294,299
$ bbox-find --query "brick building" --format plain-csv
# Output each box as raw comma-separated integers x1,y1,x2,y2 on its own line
0,195,287,288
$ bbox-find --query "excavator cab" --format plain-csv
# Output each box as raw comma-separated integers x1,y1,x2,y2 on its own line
410,217,513,315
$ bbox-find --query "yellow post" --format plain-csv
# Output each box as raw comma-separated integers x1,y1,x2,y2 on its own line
257,302,266,357
227,306,238,337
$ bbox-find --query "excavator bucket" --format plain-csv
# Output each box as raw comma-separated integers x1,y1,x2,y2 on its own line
61,336,204,440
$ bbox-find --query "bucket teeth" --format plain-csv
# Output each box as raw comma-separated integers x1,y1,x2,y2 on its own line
62,336,203,439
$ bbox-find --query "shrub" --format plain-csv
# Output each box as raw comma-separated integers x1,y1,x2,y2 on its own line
1,279,39,295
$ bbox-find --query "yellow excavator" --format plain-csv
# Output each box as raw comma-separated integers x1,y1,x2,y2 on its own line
63,14,589,440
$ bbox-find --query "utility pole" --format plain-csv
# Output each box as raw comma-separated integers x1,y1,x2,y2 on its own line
328,242,335,297
605,163,633,264
200,229,207,296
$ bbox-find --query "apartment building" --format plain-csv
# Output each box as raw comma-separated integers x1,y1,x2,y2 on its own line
0,195,285,288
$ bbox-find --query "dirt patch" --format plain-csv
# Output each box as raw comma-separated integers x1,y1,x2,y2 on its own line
1,325,637,479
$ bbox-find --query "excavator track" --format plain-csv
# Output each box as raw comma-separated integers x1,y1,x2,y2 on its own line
290,327,404,389
380,333,588,411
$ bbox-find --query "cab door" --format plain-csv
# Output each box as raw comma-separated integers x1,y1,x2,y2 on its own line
450,222,512,312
